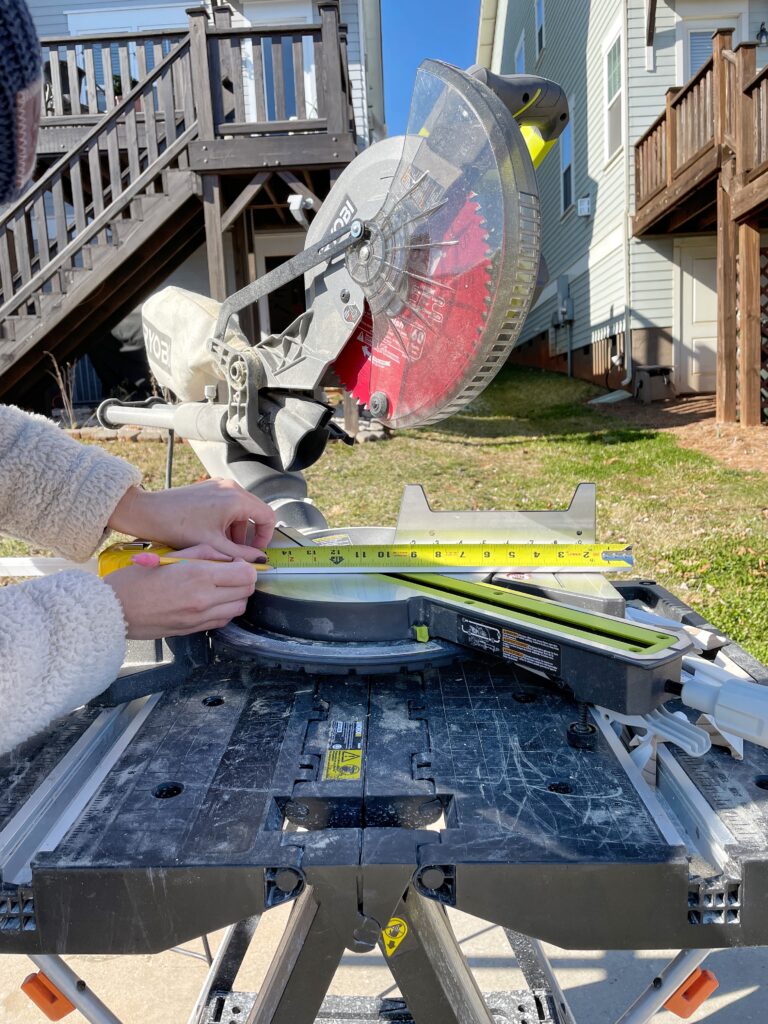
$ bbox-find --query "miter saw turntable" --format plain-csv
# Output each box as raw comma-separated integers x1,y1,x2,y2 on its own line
4,60,768,1024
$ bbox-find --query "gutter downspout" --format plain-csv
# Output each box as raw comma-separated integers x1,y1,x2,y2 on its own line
621,0,633,387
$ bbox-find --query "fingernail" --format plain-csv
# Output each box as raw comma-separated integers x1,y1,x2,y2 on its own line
255,555,268,564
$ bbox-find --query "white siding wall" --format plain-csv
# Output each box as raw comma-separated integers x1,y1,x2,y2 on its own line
340,0,368,146
491,0,732,351
627,0,676,330
496,0,628,352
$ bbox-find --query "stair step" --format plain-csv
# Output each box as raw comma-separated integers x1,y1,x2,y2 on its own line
0,314,39,341
57,265,90,292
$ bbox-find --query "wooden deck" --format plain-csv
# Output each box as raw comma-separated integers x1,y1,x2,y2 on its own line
0,3,357,402
633,30,768,425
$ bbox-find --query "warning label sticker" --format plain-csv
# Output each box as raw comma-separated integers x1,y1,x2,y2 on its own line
458,616,561,680
323,720,364,780
502,628,561,679
382,917,408,956
324,748,362,779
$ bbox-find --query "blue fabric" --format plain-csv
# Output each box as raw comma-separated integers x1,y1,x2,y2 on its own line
0,0,41,204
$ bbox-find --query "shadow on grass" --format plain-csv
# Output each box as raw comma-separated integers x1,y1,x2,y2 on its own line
430,412,660,446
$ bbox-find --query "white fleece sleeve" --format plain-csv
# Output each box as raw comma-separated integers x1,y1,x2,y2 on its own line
0,571,126,755
0,404,142,561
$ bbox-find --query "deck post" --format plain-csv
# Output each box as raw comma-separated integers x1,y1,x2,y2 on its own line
188,8,227,300
711,29,733,147
187,7,215,139
664,88,678,185
734,43,757,177
318,3,345,136
716,160,738,423
737,219,762,426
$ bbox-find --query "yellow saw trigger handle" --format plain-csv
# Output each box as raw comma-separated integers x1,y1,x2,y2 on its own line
467,66,568,168
98,541,176,577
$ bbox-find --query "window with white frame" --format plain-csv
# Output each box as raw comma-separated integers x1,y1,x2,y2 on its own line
560,103,573,212
688,30,714,75
535,0,544,57
604,30,622,160
515,32,525,74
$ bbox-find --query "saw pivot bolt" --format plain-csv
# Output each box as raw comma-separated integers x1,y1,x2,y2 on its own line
369,391,389,418
349,219,364,239
567,703,597,750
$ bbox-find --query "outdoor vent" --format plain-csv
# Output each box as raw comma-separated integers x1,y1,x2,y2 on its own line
577,196,592,217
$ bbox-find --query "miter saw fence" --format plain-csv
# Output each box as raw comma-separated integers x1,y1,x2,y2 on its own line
106,61,566,488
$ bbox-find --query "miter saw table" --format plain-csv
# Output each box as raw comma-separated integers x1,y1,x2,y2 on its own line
3,573,768,1024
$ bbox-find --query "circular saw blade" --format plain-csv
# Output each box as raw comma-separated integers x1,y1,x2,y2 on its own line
332,60,541,429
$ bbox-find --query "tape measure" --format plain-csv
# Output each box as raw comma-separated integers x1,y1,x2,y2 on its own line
265,543,633,573
98,541,633,576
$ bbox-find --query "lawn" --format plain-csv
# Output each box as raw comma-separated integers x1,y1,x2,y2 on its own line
3,366,767,662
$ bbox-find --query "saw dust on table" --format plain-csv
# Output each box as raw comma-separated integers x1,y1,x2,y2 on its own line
602,394,768,474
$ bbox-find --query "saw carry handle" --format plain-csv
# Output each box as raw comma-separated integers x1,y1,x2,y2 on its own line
468,66,568,167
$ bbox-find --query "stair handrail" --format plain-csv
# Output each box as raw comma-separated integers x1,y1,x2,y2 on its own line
0,125,198,322
0,34,192,235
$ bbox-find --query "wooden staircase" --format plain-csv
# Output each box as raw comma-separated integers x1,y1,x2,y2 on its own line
0,4,357,406
0,35,203,401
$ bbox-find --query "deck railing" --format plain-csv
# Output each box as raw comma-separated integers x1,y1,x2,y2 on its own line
634,39,722,211
40,30,186,118
1,5,355,322
0,39,196,317
744,62,768,176
204,5,353,137
634,30,768,212
38,4,354,140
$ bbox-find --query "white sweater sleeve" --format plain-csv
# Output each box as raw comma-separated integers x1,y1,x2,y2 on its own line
0,404,142,561
0,571,127,755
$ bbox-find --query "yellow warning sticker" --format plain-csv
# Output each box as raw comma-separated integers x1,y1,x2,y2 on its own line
323,748,362,780
382,917,408,957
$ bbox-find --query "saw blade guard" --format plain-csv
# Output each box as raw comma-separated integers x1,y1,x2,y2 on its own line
334,59,541,429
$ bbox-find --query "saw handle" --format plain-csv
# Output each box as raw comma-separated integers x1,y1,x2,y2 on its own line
467,66,568,166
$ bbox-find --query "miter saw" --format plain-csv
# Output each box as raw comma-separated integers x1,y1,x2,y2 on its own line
4,60,768,1024
98,57,768,742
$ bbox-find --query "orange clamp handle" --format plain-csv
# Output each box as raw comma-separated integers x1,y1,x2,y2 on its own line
664,967,719,1019
21,972,76,1021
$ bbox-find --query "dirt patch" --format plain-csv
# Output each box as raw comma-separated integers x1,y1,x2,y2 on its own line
601,394,768,473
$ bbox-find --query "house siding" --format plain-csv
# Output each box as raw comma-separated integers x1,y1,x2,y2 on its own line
496,0,628,351
626,0,676,332
340,0,369,146
27,0,192,37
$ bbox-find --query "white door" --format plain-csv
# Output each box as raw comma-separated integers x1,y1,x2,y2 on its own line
254,231,307,340
676,241,718,394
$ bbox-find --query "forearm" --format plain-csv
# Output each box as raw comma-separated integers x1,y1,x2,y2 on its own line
0,572,127,755
0,404,141,560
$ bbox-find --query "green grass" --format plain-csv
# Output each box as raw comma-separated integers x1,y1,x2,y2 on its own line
3,366,767,662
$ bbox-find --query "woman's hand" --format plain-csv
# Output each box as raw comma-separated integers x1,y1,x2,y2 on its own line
103,544,258,639
108,479,276,561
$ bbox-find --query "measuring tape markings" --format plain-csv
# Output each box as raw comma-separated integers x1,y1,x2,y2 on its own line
264,543,634,573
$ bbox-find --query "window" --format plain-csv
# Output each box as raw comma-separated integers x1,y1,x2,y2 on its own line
515,32,525,75
604,32,622,160
688,30,713,76
560,105,573,212
535,0,545,57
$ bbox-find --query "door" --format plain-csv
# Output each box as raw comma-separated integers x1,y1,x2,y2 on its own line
254,231,307,340
676,241,717,394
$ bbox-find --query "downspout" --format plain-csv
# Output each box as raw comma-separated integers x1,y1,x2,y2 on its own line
621,0,633,386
